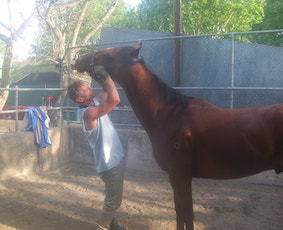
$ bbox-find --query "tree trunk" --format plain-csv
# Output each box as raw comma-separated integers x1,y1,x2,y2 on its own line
0,85,9,111
0,38,14,111
49,63,68,127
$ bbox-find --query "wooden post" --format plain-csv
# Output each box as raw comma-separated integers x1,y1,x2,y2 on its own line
174,0,182,87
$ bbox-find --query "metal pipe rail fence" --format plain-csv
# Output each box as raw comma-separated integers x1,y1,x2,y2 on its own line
1,83,283,133
0,87,65,133
0,86,143,133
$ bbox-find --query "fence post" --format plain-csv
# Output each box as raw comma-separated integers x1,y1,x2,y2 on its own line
67,46,71,124
15,86,19,132
60,107,63,127
230,33,235,109
173,0,182,87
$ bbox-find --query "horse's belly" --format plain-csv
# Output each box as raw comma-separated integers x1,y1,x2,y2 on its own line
191,123,278,179
193,149,274,179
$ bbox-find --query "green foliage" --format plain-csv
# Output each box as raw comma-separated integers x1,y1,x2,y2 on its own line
112,5,140,29
31,21,54,62
32,0,283,60
118,0,266,35
137,0,174,32
251,0,283,46
104,0,130,27
78,0,113,40
254,0,283,30
182,0,265,34
117,0,283,46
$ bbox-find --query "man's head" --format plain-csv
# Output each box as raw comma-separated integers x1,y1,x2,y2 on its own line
67,80,94,104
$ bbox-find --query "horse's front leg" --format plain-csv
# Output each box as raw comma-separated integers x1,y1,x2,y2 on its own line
169,174,194,230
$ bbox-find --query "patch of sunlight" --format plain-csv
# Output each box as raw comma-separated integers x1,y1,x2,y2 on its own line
0,183,10,192
0,223,18,230
0,168,23,180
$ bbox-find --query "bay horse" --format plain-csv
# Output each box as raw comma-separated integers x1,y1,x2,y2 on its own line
74,44,283,230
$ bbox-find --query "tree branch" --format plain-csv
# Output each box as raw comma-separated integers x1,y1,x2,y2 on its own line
59,0,85,9
0,21,10,33
14,9,37,39
79,0,120,46
71,0,90,47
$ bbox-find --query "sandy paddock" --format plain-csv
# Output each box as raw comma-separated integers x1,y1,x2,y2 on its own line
0,163,282,230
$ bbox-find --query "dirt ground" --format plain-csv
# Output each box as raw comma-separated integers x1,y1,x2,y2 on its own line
0,163,282,230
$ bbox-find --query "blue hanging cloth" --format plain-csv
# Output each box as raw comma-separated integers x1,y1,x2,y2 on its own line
27,107,52,148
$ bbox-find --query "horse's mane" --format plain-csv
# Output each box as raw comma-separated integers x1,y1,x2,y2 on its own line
140,59,188,107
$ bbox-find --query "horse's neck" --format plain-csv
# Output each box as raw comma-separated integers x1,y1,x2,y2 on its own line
117,65,167,132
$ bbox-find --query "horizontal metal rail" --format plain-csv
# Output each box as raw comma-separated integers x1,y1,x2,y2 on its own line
0,106,134,115
0,87,66,91
71,29,283,50
174,87,283,90
1,86,283,91
1,85,282,132
0,107,62,114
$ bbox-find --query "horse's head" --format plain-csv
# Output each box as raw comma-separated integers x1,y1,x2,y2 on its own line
72,52,93,74
73,43,142,81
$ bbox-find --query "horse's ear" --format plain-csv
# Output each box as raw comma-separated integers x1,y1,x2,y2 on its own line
134,43,142,49
131,43,142,58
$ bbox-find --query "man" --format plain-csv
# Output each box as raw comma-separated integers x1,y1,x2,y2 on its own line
67,68,126,230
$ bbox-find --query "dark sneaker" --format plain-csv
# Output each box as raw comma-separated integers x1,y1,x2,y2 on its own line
110,218,127,230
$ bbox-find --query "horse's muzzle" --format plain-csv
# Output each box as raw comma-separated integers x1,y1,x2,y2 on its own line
71,64,77,71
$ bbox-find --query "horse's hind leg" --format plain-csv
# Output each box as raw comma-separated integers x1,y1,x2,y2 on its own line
169,174,194,230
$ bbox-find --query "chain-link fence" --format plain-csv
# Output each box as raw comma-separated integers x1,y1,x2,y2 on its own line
1,29,283,133
69,29,283,129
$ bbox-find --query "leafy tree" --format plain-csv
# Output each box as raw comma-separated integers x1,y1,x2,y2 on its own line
124,0,265,35
35,0,129,62
137,0,174,32
254,0,283,30
0,0,36,110
183,0,265,34
35,0,122,125
110,4,140,29
251,0,283,46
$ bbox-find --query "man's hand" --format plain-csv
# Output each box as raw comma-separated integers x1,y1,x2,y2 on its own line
92,65,110,82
